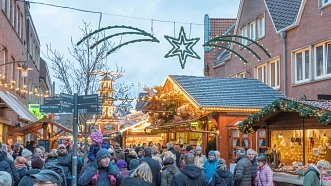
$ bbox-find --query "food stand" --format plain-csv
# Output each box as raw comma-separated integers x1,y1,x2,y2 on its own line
239,98,331,185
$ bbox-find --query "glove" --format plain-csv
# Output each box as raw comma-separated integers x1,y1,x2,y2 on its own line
92,160,99,169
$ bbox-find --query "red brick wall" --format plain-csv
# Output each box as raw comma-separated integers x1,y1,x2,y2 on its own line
213,0,331,100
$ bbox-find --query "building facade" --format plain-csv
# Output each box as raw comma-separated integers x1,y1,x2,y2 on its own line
0,0,51,144
204,0,331,100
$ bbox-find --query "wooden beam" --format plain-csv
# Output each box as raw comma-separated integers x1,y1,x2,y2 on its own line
51,129,64,138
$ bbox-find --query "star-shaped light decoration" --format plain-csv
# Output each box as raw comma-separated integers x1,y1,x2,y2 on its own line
118,95,134,114
164,26,201,69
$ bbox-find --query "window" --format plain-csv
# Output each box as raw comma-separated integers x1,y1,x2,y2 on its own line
327,43,331,75
249,21,256,41
229,74,236,78
269,60,280,88
320,0,331,7
15,6,18,32
238,71,246,78
6,0,10,18
314,43,331,78
256,64,266,83
9,57,14,85
16,68,20,88
20,13,23,38
10,0,14,25
241,26,248,45
257,15,265,38
295,49,310,82
1,50,6,80
1,0,4,10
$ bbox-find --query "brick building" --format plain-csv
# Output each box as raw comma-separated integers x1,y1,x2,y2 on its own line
204,0,331,100
0,1,51,144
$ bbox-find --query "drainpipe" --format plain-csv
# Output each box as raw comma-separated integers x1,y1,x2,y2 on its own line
280,31,287,96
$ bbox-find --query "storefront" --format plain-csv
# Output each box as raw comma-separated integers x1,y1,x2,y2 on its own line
141,75,283,163
239,98,331,185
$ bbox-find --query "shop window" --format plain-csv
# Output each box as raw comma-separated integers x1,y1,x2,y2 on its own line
231,129,251,158
258,129,267,153
295,49,310,83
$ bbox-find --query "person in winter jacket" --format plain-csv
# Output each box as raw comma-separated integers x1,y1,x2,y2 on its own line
78,148,120,186
121,162,153,186
247,149,258,186
233,149,252,186
88,130,103,162
31,169,63,186
126,151,138,171
161,157,179,186
135,146,144,160
57,144,73,186
0,151,16,186
22,148,33,170
170,152,208,186
18,157,44,186
167,142,181,169
117,159,129,178
203,150,219,181
303,160,331,186
139,147,161,186
210,158,233,186
0,171,12,186
114,143,125,160
254,156,273,186
126,159,139,178
194,144,206,167
14,156,27,179
13,142,23,158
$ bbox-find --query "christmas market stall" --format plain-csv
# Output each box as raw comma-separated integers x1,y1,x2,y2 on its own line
239,98,331,185
142,75,283,163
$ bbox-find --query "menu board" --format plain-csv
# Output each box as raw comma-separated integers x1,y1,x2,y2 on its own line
38,140,50,152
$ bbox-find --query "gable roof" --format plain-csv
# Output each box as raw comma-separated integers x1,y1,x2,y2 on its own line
168,75,284,108
264,0,302,31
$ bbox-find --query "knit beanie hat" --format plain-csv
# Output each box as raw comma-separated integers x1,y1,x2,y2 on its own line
15,156,26,165
22,148,32,158
129,159,139,170
96,148,110,162
196,144,202,151
116,159,126,168
218,158,226,166
209,150,216,156
32,157,45,169
14,142,20,147
90,130,103,144
186,145,193,152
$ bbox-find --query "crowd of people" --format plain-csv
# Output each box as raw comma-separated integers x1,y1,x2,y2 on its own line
0,130,330,186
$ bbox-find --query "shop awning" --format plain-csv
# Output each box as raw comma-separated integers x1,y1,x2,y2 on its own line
239,98,331,134
0,91,38,122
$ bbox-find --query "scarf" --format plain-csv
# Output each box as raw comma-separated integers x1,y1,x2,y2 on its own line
15,164,27,168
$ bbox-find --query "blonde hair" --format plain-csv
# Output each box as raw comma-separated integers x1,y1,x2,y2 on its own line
317,160,331,170
131,162,153,183
163,151,173,159
130,151,138,158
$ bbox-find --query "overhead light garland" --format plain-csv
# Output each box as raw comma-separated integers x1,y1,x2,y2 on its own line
239,99,331,134
164,26,201,69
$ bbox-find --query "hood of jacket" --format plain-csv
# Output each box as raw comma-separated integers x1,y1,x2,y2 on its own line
0,151,7,161
181,164,202,179
26,169,40,176
114,147,122,153
123,177,152,186
162,164,177,174
57,151,68,156
304,164,320,178
216,168,231,178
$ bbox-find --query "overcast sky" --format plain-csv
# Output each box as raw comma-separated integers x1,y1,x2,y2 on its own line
30,0,240,94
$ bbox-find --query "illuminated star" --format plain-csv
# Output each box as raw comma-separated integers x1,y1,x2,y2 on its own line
164,26,201,69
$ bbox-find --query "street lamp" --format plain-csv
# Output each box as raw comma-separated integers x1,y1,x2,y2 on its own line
0,61,33,77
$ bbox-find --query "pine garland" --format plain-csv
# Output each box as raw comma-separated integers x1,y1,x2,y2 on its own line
239,99,331,134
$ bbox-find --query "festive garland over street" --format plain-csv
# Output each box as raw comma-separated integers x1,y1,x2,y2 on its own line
239,99,331,134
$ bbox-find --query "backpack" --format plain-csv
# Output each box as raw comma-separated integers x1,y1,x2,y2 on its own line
43,161,67,186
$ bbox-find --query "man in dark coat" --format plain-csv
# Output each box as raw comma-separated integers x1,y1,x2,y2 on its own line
114,143,125,160
167,142,181,169
139,147,161,186
0,143,20,186
247,149,257,186
13,142,23,158
57,144,72,186
170,152,208,186
233,149,252,186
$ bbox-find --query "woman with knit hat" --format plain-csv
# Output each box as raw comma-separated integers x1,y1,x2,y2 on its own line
18,157,44,186
210,158,233,186
14,156,27,178
78,148,120,186
22,148,33,170
194,144,207,167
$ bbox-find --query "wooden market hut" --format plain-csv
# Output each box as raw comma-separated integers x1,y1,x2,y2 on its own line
143,75,284,164
8,116,73,150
